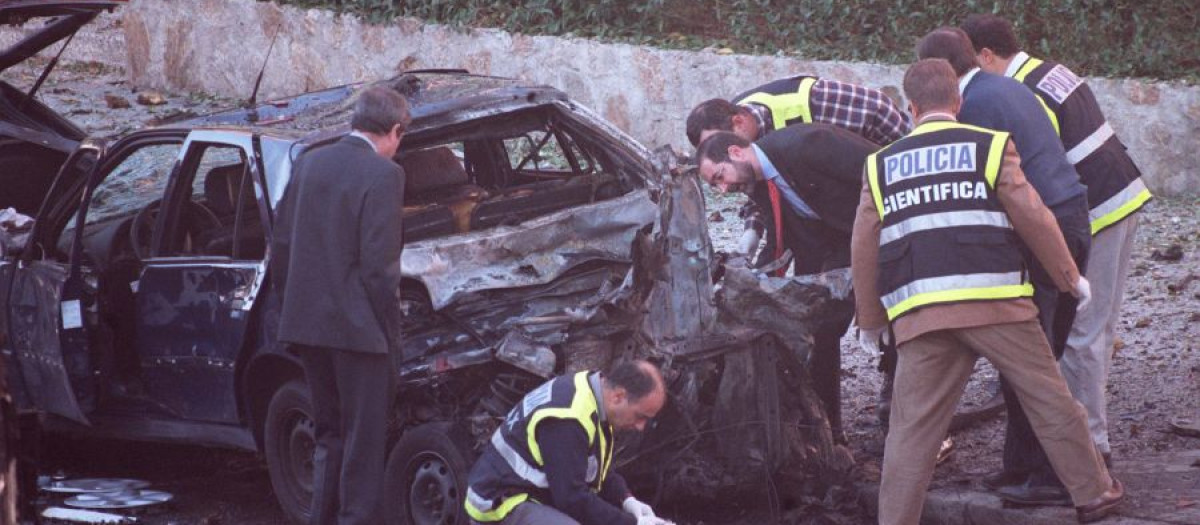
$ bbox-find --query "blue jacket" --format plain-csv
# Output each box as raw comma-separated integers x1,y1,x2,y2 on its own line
959,70,1085,208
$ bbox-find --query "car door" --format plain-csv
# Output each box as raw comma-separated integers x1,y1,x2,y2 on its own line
5,134,184,424
133,130,268,424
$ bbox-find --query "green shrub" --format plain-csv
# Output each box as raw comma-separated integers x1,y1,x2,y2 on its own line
269,0,1199,82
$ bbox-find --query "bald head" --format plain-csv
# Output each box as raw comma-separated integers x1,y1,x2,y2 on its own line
916,27,979,77
904,59,962,119
603,359,667,432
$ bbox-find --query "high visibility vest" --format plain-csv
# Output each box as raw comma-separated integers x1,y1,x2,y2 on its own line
464,372,614,522
866,121,1033,321
734,76,819,132
1009,54,1151,235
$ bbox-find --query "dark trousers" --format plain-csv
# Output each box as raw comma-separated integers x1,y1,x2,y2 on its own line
296,344,391,525
810,293,856,438
1000,194,1091,485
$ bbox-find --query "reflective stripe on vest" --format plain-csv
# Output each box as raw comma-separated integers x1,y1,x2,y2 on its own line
867,121,1031,320
490,429,549,488
1011,55,1151,234
1012,57,1061,135
882,273,1035,320
738,77,818,130
464,372,611,522
880,210,1012,245
1089,177,1152,235
1065,121,1113,165
466,488,528,522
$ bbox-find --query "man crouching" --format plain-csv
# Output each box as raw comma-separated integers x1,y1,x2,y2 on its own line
465,360,673,525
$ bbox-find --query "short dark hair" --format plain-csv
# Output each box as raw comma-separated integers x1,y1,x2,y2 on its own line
916,27,979,77
961,14,1020,58
695,131,750,165
686,99,745,147
605,360,661,402
351,86,411,135
904,59,961,113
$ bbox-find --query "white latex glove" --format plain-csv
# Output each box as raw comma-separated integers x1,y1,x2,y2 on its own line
623,496,656,518
636,517,674,525
857,326,886,354
736,227,762,256
1073,276,1092,312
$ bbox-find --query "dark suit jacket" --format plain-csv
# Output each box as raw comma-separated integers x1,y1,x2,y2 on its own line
271,135,405,354
959,71,1085,208
750,123,878,275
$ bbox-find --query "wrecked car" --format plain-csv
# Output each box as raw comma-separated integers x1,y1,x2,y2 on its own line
0,69,663,523
4,55,854,525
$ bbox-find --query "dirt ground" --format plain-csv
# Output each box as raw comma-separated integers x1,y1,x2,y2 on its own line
10,58,1199,524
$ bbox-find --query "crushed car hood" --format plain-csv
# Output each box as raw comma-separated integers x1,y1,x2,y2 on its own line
402,190,657,311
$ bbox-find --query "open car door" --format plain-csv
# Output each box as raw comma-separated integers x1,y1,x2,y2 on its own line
4,143,101,424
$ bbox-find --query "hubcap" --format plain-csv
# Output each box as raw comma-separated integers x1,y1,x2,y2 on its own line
408,453,458,525
287,412,316,494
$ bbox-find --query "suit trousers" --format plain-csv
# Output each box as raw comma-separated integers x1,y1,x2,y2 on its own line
1061,214,1139,454
296,344,391,525
878,320,1110,525
1000,195,1091,484
810,295,855,438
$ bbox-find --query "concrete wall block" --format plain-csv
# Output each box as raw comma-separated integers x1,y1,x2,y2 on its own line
0,0,1194,195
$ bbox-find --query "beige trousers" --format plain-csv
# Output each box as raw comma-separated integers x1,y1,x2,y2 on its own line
878,320,1112,525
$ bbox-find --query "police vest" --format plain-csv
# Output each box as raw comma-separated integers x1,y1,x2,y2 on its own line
733,75,819,132
865,121,1034,321
1009,54,1151,234
465,371,614,522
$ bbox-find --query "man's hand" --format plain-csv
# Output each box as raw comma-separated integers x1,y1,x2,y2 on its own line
1072,276,1092,312
857,325,887,354
623,496,655,518
636,517,675,525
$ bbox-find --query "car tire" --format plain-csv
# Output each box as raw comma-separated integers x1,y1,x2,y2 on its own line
264,380,314,525
385,422,476,525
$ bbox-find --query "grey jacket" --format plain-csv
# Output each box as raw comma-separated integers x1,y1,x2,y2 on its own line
271,135,405,353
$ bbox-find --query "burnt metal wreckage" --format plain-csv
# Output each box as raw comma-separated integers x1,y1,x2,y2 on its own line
389,149,860,522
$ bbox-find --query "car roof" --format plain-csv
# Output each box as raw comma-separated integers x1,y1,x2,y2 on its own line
171,71,570,144
0,1,125,72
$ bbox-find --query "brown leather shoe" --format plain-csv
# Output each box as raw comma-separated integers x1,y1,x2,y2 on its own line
1076,478,1124,523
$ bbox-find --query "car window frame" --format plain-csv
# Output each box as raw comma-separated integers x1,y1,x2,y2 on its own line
147,130,265,262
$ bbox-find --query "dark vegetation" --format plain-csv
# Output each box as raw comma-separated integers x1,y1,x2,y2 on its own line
268,0,1199,82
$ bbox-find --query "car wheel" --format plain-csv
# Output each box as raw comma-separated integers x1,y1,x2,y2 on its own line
385,422,475,525
264,380,315,524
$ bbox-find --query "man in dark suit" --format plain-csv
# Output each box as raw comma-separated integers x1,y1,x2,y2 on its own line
271,86,410,525
695,124,878,438
917,28,1093,505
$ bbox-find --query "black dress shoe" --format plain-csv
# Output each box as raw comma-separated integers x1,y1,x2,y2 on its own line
998,480,1072,507
981,470,1027,491
1077,478,1124,523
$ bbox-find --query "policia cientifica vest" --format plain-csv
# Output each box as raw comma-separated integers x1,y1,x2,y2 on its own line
866,121,1034,321
1007,53,1151,234
465,372,615,522
733,75,819,132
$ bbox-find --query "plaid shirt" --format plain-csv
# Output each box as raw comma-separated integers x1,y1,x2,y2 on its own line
745,77,912,147
738,77,911,267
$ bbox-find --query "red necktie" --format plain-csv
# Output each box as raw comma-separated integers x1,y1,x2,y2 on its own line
765,180,786,277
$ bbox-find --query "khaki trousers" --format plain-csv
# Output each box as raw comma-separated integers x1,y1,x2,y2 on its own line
878,320,1111,525
1062,213,1140,453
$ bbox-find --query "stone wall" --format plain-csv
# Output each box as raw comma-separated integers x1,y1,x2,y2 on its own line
2,0,1196,195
